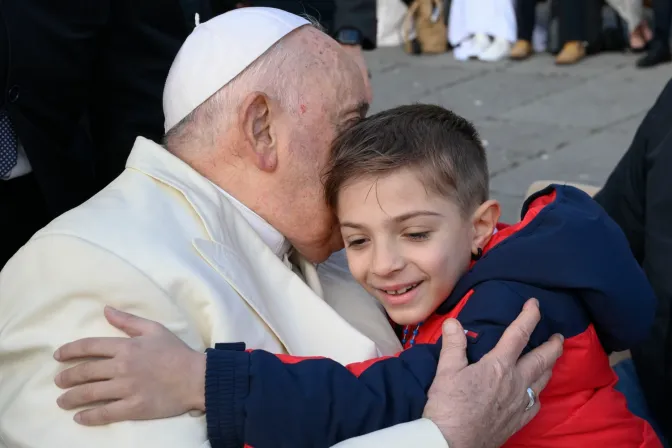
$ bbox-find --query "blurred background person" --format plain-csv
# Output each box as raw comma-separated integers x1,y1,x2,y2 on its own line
606,0,653,51
510,0,599,65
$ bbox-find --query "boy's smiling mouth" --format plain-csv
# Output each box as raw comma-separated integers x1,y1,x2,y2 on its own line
380,282,421,295
372,281,425,307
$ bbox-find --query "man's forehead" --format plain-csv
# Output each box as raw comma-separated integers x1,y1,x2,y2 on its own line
329,68,367,109
292,33,368,117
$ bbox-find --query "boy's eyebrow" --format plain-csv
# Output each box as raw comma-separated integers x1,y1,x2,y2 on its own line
392,211,443,222
340,211,442,229
340,222,365,229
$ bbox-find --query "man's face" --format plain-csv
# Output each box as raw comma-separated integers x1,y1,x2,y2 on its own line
275,31,369,263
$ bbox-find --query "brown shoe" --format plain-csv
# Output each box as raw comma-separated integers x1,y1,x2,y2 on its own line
510,40,533,60
555,41,586,65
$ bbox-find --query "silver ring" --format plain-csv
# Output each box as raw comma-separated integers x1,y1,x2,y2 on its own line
524,387,536,412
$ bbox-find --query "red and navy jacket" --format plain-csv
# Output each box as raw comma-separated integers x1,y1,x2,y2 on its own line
204,185,661,448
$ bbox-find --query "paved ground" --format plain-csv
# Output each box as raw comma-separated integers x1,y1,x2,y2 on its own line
364,48,671,222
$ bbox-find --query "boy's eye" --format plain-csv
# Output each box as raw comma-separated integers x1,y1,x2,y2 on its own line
406,232,430,241
347,238,368,248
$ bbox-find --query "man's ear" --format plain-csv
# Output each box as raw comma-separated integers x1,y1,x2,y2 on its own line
238,91,278,172
471,200,501,252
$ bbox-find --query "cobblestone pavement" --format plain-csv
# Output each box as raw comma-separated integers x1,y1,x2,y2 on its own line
364,48,671,222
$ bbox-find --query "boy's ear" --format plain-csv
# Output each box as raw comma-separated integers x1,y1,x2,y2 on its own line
471,200,501,252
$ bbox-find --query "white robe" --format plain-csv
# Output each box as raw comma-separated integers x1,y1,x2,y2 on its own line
448,0,517,46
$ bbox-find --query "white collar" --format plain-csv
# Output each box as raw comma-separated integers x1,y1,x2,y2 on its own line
211,182,292,260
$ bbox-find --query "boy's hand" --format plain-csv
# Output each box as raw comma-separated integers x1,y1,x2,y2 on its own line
54,307,206,426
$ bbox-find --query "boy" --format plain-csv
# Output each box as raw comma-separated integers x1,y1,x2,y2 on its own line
79,105,660,447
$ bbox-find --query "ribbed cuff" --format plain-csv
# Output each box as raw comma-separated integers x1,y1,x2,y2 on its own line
205,347,251,448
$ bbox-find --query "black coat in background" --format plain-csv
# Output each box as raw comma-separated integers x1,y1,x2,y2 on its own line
0,0,194,217
595,77,672,441
0,0,200,268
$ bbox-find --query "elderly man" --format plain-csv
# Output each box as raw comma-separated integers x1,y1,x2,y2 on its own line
0,8,561,447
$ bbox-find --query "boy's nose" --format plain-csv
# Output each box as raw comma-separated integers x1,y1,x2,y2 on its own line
370,242,404,277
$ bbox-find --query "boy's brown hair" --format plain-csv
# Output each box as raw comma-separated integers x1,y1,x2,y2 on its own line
323,104,489,215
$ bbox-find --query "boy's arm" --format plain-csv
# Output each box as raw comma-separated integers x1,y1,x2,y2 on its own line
204,341,442,448
204,281,542,448
445,281,559,364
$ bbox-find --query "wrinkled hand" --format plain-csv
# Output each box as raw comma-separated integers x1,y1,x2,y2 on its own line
423,299,564,448
340,44,373,103
53,307,206,426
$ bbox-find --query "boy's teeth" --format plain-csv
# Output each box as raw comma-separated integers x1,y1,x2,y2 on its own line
384,284,416,295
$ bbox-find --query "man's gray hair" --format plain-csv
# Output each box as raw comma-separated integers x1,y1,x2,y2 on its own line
164,16,323,153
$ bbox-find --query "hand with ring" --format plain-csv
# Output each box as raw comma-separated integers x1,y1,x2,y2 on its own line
525,387,537,412
422,298,564,448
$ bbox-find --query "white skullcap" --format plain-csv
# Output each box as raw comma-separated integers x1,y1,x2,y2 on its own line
163,7,310,132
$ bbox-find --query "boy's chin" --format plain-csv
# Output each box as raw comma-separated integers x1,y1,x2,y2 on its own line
387,307,430,327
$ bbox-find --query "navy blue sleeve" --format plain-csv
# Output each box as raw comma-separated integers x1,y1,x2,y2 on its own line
457,280,605,364
452,282,533,363
204,341,442,448
453,281,571,363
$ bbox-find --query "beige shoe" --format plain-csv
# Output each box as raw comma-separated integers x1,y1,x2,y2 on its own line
555,41,586,65
510,40,533,60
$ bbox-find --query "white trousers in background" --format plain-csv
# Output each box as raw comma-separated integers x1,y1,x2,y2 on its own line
377,0,408,47
448,0,517,46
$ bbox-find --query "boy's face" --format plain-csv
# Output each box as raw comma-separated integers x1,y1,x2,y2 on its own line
338,169,476,326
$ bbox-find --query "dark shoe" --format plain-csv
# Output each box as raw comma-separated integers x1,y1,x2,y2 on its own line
636,40,671,68
630,42,649,54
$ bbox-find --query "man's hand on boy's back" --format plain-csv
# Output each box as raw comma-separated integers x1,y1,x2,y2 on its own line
424,299,563,448
52,299,563,446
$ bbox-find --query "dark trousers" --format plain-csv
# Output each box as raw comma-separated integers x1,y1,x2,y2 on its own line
516,0,586,42
0,174,50,269
652,0,672,44
594,78,672,442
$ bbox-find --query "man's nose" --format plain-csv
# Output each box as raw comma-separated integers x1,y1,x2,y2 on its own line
371,241,404,277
